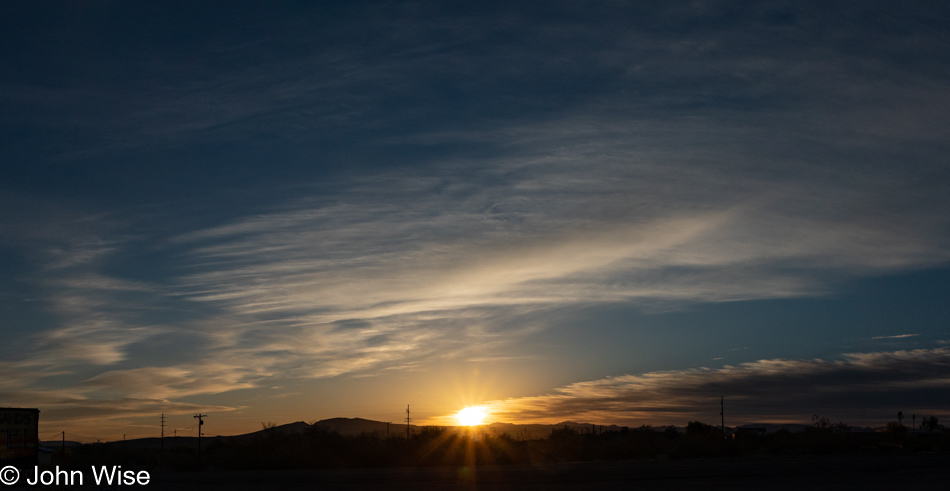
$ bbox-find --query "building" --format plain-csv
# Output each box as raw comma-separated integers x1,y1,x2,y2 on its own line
0,408,40,466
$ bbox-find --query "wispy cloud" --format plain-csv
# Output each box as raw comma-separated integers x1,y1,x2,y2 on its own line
80,363,262,402
2,3,949,437
36,398,238,429
470,347,950,426
872,334,920,340
161,120,950,383
6,92,950,435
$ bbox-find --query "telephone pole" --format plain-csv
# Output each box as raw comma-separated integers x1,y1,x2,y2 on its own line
194,414,206,451
405,405,411,441
720,396,725,437
160,414,165,452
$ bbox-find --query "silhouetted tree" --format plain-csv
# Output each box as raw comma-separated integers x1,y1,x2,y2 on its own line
663,425,679,440
685,421,718,437
897,411,904,426
921,416,942,432
883,420,907,447
811,414,831,430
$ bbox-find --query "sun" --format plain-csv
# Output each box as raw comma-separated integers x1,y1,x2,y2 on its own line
455,406,488,426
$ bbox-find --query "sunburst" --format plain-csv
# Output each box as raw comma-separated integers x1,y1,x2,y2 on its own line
455,406,488,426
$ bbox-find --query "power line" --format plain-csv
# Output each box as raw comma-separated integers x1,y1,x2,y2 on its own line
63,432,106,443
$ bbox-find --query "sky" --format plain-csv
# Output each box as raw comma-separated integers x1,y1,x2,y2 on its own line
2,1,949,441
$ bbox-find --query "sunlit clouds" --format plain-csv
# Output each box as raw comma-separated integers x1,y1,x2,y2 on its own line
477,348,950,427
1,2,949,439
6,112,950,435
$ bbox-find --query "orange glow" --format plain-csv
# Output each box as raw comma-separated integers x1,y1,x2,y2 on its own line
455,406,488,426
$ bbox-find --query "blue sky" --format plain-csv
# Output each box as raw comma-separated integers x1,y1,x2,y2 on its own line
2,1,949,439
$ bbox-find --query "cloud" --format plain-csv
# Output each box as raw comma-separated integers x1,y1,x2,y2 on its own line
872,334,920,340
135,89,950,391
37,398,238,428
2,2,949,435
470,347,950,426
0,375,240,440
160,128,950,375
0,193,127,272
24,286,167,367
82,363,261,400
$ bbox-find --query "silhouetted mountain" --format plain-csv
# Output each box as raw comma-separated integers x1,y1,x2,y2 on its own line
311,417,403,436
735,423,808,434
39,440,83,448
57,418,875,449
228,421,313,442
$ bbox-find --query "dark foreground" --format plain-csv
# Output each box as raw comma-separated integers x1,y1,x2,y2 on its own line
140,455,948,490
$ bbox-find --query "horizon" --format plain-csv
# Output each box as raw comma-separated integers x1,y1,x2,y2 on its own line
42,415,881,446
2,2,950,442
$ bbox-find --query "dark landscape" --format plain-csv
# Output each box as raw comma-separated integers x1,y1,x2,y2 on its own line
26,418,950,490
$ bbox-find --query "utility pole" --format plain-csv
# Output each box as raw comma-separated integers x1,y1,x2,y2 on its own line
62,431,65,456
194,414,206,451
405,405,411,441
160,414,165,452
720,396,725,437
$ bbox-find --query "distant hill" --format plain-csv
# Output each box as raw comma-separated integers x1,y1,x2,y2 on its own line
484,421,630,439
228,421,313,442
42,419,621,448
311,417,413,437
50,418,852,449
735,423,808,434
307,418,628,439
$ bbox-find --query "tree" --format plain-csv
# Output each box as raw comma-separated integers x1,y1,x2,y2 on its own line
811,415,831,430
810,415,848,433
921,416,942,432
885,421,907,434
685,421,718,437
261,421,278,436
897,411,904,426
